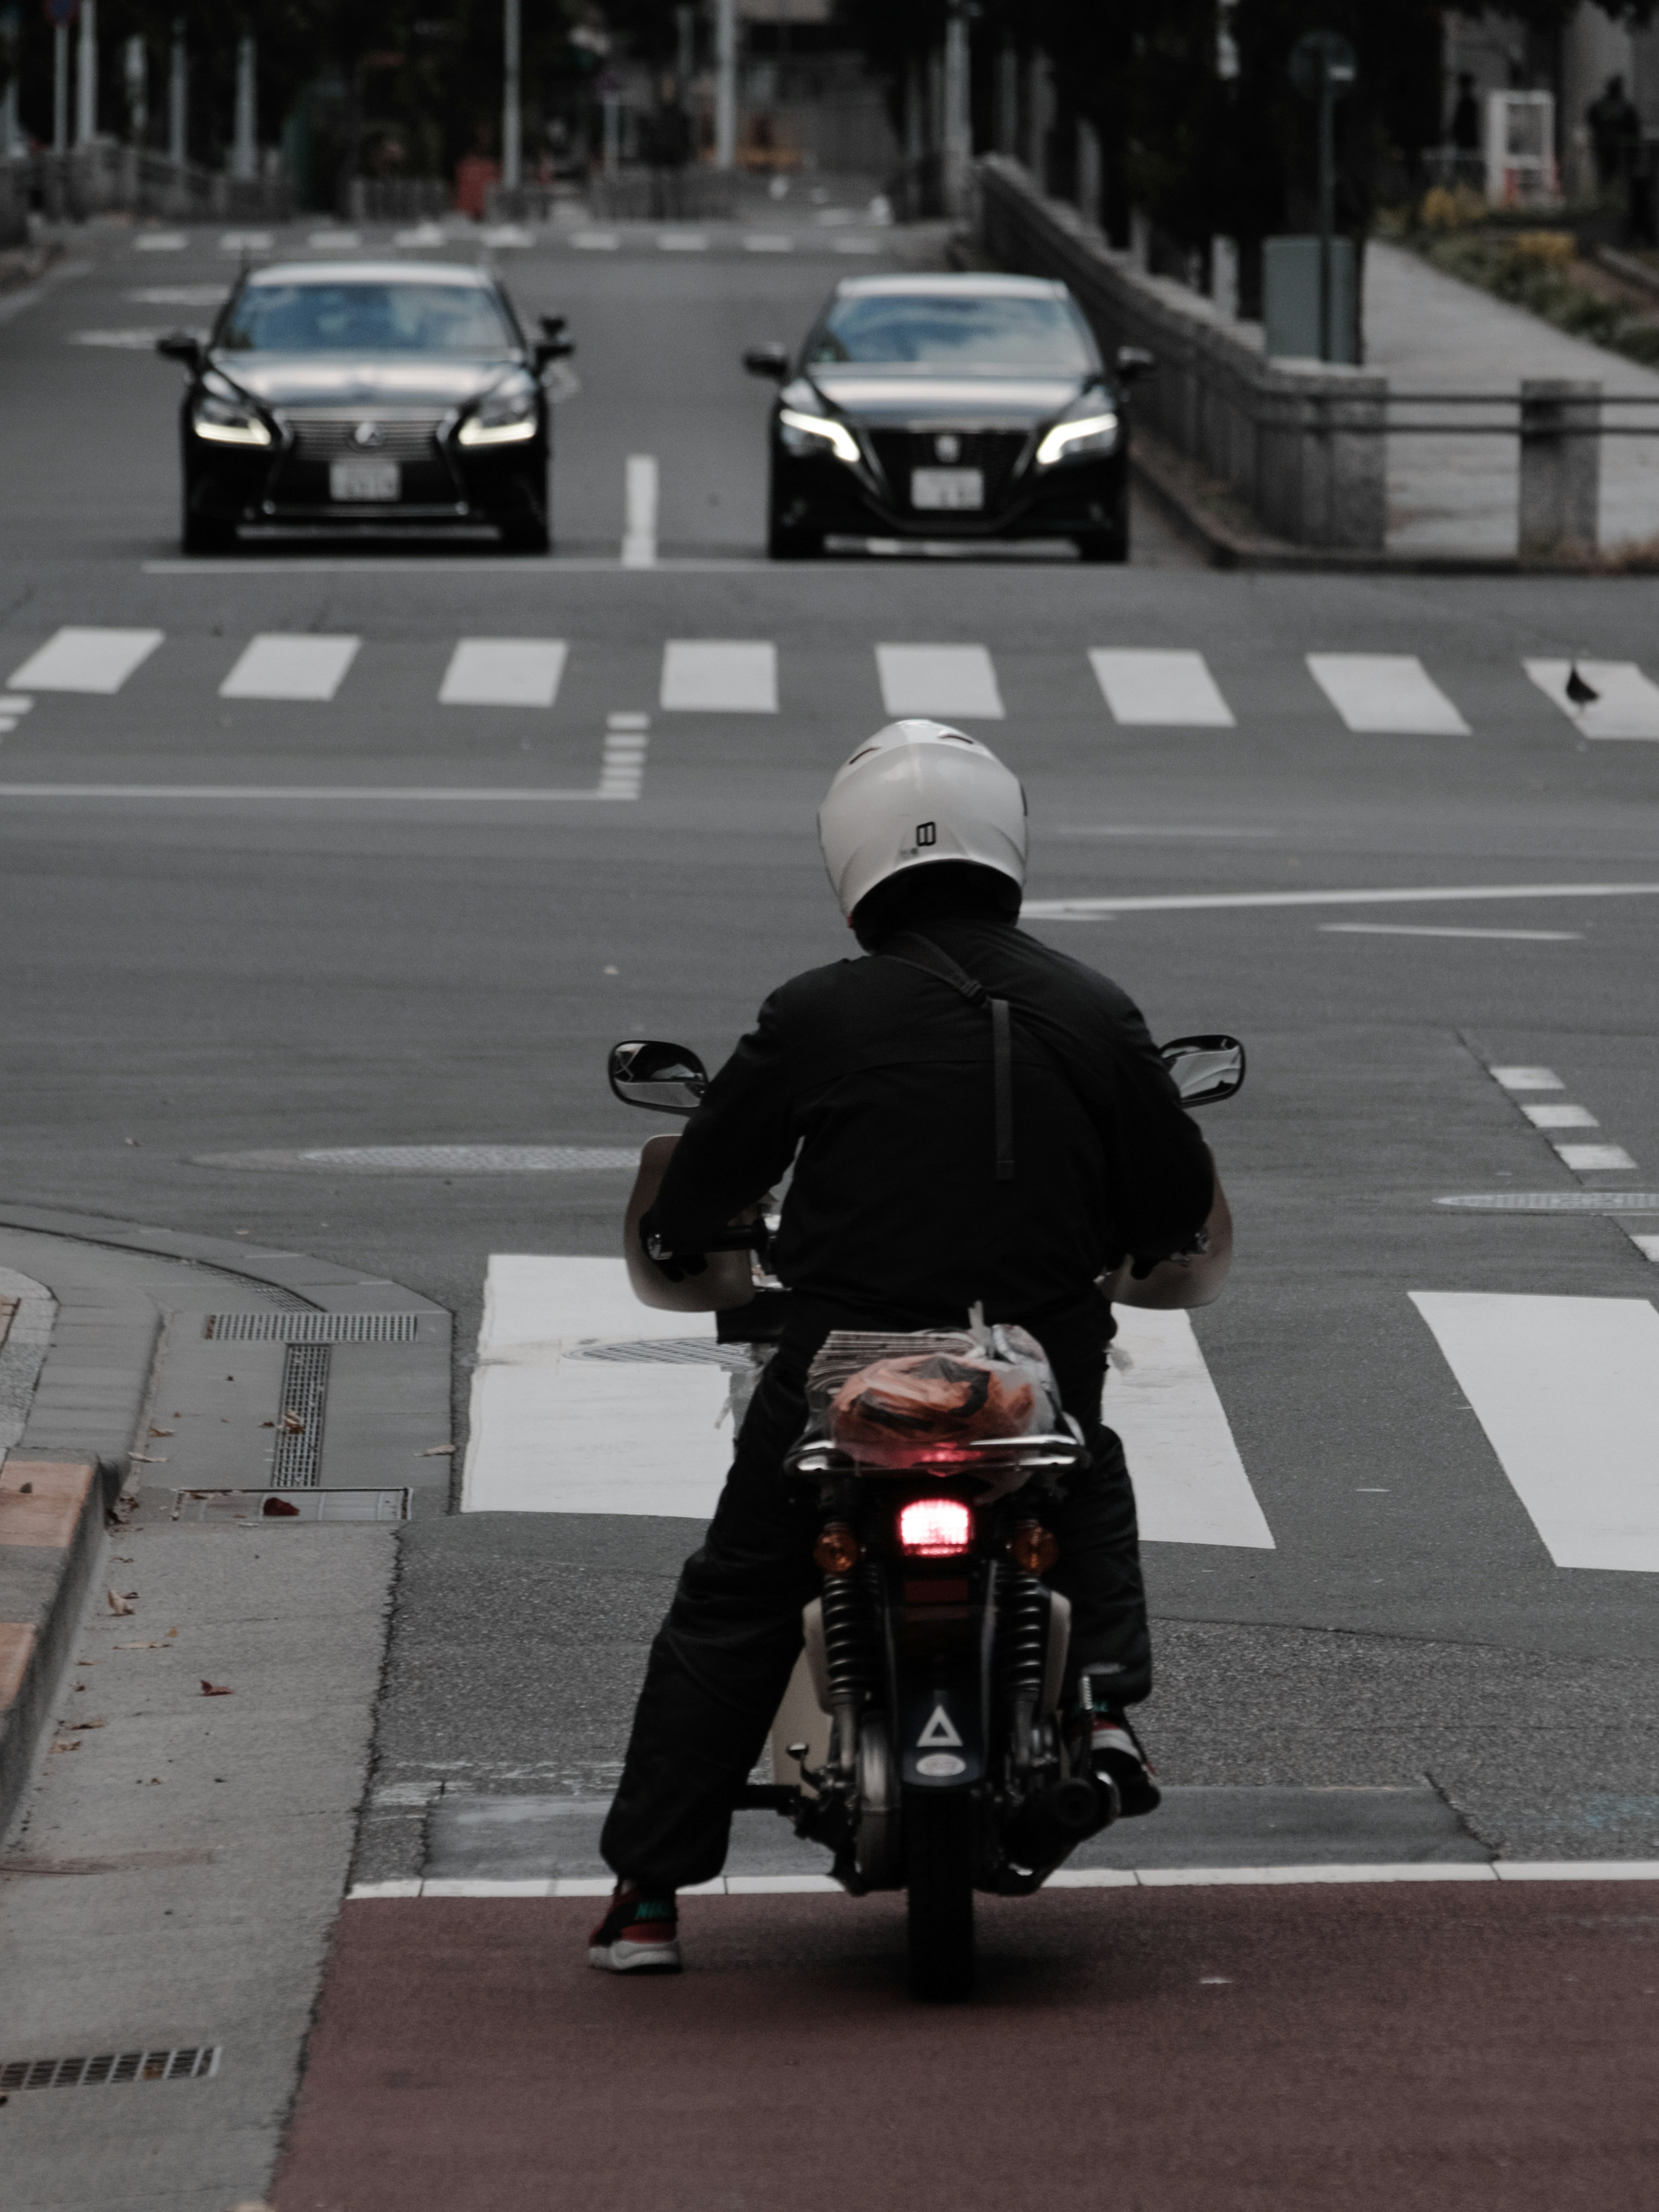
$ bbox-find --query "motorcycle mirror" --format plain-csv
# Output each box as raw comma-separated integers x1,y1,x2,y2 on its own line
1159,1033,1246,1107
608,1039,709,1116
742,342,791,380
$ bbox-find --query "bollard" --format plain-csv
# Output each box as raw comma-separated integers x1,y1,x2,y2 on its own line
1518,379,1600,560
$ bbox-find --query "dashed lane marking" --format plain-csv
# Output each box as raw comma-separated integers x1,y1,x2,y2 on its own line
7,626,164,694
439,639,568,708
1025,883,1659,920
660,640,778,712
1553,1143,1638,1171
1088,648,1235,728
1411,1291,1659,1572
1491,1067,1564,1090
875,642,1004,721
219,633,360,701
1320,924,1581,940
622,454,658,569
1307,653,1471,735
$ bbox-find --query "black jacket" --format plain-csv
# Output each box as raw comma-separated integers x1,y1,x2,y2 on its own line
651,917,1214,1328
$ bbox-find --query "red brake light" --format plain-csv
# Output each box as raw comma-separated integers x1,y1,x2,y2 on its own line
897,1497,974,1558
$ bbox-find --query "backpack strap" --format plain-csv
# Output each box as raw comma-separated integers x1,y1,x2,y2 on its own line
877,930,1015,1183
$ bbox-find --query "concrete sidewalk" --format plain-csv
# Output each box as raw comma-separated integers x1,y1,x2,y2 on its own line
1367,239,1659,554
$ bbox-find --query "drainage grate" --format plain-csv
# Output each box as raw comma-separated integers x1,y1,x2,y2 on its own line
204,1310,420,1343
566,1338,755,1369
1435,1191,1659,1212
270,1344,329,1485
1,2046,220,2091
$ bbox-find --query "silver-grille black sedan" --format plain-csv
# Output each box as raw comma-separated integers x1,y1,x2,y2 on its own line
744,272,1146,562
157,262,572,554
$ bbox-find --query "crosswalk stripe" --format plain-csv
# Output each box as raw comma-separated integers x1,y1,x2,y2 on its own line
660,640,778,712
1107,1309,1274,1548
1526,658,1659,739
1411,1291,1659,1571
875,642,1004,721
219,634,360,701
1307,653,1471,735
7,626,164,694
1088,648,1234,728
1554,1142,1638,1170
438,639,567,708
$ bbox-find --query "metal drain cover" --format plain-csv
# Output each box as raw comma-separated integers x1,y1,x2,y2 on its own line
1435,1191,1659,1212
1,2046,220,2091
566,1338,756,1369
204,1311,420,1342
194,1145,641,1174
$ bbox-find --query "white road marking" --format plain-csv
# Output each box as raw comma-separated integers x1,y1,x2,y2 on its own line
1307,653,1471,735
1024,882,1659,920
1554,1143,1637,1170
660,640,778,712
622,454,658,569
744,234,794,252
219,634,360,700
1522,1103,1598,1128
570,231,620,250
1491,1066,1563,1090
598,715,649,798
133,232,186,251
461,1256,730,1517
347,1861,1659,1900
480,225,535,249
219,230,274,253
0,696,32,712
8,626,164,694
0,782,640,803
1088,648,1234,728
127,285,226,305
70,327,188,348
1320,924,1580,941
392,223,447,248
1629,1234,1659,1262
656,232,708,251
1107,1308,1274,1549
1526,659,1659,740
1411,1291,1659,1571
832,237,882,254
439,639,568,708
876,642,1004,720
306,229,361,249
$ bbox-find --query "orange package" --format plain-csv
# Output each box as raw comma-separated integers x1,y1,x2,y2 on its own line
829,1353,1036,1467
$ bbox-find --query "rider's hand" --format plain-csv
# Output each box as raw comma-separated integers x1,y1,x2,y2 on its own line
639,1208,708,1283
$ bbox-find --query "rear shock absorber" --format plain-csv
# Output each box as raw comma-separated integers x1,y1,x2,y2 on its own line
820,1566,878,1778
995,1564,1047,1776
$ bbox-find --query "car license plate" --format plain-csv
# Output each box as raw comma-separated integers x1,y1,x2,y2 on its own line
330,458,400,503
910,467,983,512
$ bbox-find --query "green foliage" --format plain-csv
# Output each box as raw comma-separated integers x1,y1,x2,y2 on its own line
1419,228,1659,367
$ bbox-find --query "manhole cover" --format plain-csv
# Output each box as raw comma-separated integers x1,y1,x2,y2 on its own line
194,1146,641,1174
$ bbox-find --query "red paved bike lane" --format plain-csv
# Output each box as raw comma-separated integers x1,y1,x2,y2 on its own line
273,1885,1659,2212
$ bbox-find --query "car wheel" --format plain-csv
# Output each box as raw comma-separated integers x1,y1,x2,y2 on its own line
767,516,823,559
500,518,551,554
1074,529,1128,564
182,506,237,555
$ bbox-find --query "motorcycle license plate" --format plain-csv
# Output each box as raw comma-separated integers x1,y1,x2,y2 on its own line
910,467,983,511
330,458,400,502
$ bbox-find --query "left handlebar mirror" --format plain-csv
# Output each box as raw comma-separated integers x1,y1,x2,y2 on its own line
1159,1033,1246,1107
609,1038,709,1116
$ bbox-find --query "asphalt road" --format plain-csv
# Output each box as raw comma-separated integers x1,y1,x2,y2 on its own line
2,209,1659,2202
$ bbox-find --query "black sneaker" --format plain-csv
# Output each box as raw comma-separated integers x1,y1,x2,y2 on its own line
587,1885,682,1974
1091,1710,1161,1818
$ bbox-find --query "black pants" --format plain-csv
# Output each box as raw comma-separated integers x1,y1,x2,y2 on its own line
600,1310,1149,1894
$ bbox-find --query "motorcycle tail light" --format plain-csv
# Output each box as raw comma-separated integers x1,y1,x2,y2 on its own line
897,1497,974,1558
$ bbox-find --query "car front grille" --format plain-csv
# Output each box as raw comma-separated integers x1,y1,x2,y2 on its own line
281,413,447,463
268,410,459,509
868,428,1032,515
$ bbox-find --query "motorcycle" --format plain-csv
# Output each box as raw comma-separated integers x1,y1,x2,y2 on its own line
607,1030,1246,1999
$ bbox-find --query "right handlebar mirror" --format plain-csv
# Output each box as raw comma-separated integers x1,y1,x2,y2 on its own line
1159,1033,1246,1107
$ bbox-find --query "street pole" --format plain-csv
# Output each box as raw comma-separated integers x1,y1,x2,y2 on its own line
943,3,969,218
502,0,521,192
232,33,256,181
75,0,94,146
714,0,736,170
168,19,185,167
1317,51,1334,364
124,33,146,146
53,22,67,153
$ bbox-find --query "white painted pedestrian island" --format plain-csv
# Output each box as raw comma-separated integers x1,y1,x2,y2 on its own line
462,1255,1274,1545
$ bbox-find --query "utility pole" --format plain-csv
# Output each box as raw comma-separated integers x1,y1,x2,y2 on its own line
1290,30,1356,363
231,33,255,181
124,32,146,145
168,18,185,166
714,0,736,170
53,20,68,153
942,1,970,218
502,0,521,191
74,0,94,144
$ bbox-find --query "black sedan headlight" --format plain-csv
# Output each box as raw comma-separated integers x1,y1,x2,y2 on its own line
191,376,272,447
1034,404,1121,468
777,402,861,466
458,375,540,447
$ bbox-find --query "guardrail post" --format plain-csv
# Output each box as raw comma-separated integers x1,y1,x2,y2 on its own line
1518,379,1600,560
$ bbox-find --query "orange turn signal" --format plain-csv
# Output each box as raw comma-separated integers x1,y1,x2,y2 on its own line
1009,1522,1058,1573
814,1524,860,1574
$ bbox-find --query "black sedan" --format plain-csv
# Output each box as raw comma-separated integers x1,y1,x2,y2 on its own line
157,262,572,554
744,272,1147,562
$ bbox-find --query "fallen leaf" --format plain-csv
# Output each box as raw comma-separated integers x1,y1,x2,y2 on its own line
148,1427,174,1438
105,1589,135,1617
167,1626,178,1637
49,1741,81,1754
278,1411,305,1433
128,1453,168,1465
114,1641,165,1649
258,1420,275,1428
200,1680,233,1696
417,1444,455,1456
61,1719,105,1731
17,1480,32,1494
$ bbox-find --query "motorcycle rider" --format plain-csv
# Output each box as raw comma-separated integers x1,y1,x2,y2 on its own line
590,720,1231,1973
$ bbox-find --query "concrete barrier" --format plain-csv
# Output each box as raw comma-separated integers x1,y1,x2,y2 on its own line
972,155,1386,552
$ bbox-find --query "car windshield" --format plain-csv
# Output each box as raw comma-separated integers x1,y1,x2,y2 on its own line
807,293,1093,370
218,281,516,355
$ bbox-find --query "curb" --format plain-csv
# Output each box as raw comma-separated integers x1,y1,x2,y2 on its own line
0,1201,452,1847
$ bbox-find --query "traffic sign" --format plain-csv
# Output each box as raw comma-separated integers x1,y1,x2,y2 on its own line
1290,29,1356,99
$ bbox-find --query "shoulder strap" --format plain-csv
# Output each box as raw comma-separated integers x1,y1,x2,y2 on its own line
877,931,1014,1183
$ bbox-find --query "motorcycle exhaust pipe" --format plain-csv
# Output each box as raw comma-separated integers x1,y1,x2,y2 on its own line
1004,1774,1117,1867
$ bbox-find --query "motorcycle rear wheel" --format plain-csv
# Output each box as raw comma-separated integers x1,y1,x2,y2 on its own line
904,1789,975,2001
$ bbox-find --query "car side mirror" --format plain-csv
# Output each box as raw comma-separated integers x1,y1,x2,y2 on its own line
156,330,204,369
609,1039,710,1116
1115,345,1156,385
535,337,575,367
1159,1034,1246,1107
539,314,568,337
743,342,791,380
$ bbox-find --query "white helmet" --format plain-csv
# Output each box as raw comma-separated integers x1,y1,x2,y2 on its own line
818,719,1028,919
